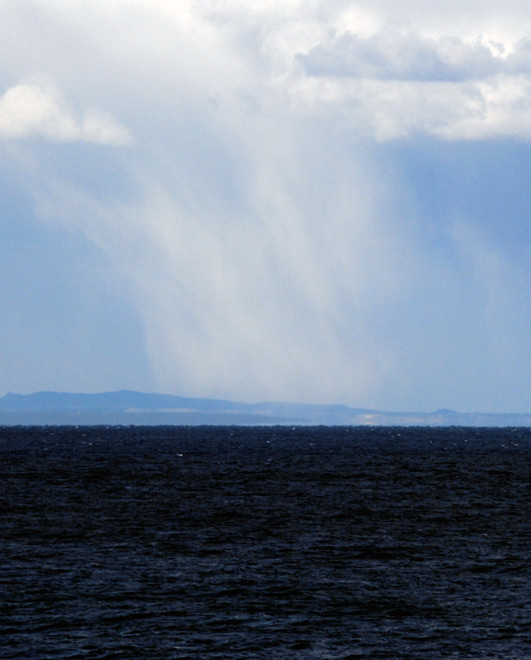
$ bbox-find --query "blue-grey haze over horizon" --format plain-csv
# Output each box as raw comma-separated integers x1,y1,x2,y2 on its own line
1,1,530,413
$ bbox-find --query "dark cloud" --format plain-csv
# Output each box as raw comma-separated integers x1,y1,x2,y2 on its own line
299,30,512,81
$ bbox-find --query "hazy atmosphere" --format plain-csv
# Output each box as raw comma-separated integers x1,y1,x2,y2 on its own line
1,0,530,412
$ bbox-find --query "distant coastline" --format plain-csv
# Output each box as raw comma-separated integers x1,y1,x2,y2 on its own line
0,390,530,426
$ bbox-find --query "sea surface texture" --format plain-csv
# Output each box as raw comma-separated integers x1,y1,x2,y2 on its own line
1,426,530,659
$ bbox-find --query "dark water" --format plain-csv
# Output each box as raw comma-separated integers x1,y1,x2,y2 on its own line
1,426,530,659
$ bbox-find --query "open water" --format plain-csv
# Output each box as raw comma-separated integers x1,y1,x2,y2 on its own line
0,425,530,658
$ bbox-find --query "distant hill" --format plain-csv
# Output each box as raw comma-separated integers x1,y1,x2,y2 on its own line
0,390,530,426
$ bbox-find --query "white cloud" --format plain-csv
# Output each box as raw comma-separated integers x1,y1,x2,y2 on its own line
294,74,531,142
188,0,531,142
0,82,132,144
0,1,530,410
433,76,531,140
290,27,531,141
2,2,531,143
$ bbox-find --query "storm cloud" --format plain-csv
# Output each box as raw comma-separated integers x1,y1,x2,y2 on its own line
0,0,530,412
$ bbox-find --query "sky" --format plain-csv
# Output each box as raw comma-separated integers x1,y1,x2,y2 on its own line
0,0,530,412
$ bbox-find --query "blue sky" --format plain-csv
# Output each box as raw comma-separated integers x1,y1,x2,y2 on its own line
1,0,530,412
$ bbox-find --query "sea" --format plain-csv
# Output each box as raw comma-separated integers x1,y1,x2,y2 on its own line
1,425,530,659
